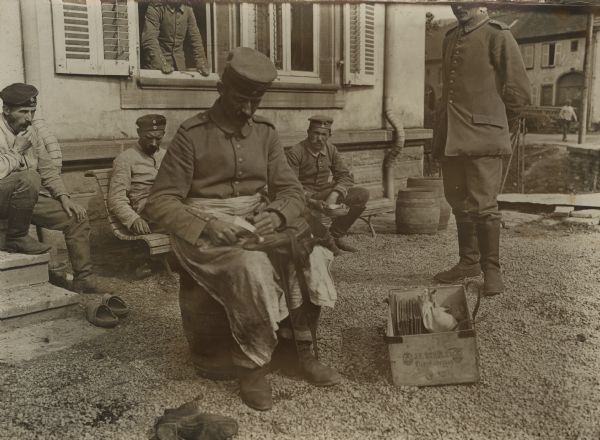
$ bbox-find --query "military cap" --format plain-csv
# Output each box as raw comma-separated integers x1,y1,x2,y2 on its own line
136,114,166,131
308,114,334,130
221,47,277,98
0,83,38,107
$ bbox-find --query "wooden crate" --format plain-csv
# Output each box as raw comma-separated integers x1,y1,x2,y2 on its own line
385,285,480,386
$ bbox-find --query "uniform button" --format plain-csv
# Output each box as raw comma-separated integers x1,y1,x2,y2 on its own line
449,90,454,94
450,79,454,84
236,144,241,149
455,50,459,54
449,99,454,103
238,171,243,177
233,181,239,185
450,70,455,73
238,157,243,162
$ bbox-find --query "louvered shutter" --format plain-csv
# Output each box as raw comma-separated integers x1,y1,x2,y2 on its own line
541,44,550,67
343,3,376,86
521,45,534,69
554,42,562,66
51,0,133,76
531,85,538,106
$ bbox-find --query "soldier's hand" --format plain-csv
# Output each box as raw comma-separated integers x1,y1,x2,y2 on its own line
307,198,325,211
325,191,340,206
203,218,244,246
59,196,87,222
161,63,175,74
131,218,152,235
14,128,33,154
252,211,281,236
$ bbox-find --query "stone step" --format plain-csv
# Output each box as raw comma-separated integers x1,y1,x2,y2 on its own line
0,282,81,332
0,251,49,289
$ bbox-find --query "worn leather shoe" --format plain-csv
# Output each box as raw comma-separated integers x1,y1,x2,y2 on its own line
4,236,51,255
334,237,358,253
237,366,272,411
72,275,113,294
297,342,342,387
434,263,481,284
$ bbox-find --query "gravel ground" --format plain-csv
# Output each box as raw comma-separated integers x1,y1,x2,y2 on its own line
1,212,599,440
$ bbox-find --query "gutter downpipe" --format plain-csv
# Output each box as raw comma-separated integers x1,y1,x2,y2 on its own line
382,4,406,200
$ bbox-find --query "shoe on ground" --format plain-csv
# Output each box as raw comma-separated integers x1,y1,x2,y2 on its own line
72,275,113,294
482,268,504,296
237,366,272,411
298,343,342,387
334,237,358,253
434,262,481,284
3,236,51,255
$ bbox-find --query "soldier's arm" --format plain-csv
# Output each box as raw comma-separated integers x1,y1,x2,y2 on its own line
141,6,170,71
265,130,305,227
145,127,210,245
108,156,140,229
185,7,209,72
492,30,531,116
33,130,68,199
0,151,23,180
329,143,353,198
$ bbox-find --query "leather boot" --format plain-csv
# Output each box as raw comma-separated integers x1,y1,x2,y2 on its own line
297,341,341,387
236,365,272,411
434,222,481,283
4,208,51,255
476,221,504,296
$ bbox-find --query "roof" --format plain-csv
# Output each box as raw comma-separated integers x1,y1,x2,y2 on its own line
491,10,587,41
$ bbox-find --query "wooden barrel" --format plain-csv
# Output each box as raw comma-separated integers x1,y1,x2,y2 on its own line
179,270,236,380
395,188,440,235
407,177,451,230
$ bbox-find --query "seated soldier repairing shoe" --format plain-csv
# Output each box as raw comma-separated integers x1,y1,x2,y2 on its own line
0,83,109,293
286,115,370,253
145,47,341,412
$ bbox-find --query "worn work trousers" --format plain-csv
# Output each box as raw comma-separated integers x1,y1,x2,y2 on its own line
0,171,41,217
441,156,503,224
312,186,370,237
31,195,93,280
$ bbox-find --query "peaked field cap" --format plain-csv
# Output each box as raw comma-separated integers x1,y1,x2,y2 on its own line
0,83,38,107
136,114,166,131
308,114,334,129
221,47,277,97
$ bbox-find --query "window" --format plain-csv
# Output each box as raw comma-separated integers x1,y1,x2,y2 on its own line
571,40,579,52
240,3,320,82
541,84,554,106
542,42,561,68
521,44,534,69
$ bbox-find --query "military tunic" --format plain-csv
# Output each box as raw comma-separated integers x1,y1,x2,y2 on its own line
145,100,314,367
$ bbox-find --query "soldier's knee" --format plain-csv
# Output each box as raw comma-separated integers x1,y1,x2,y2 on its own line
348,187,370,206
14,171,41,195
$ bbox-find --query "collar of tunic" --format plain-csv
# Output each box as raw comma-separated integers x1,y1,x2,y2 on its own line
208,99,253,138
461,16,489,34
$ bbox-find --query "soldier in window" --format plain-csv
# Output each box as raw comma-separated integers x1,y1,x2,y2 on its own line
141,1,210,76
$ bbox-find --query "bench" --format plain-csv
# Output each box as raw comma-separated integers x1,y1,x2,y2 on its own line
359,197,395,238
85,168,173,274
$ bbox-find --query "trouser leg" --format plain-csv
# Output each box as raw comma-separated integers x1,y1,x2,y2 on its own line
0,171,51,254
32,195,93,279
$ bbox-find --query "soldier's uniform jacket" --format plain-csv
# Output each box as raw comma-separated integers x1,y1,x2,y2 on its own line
433,18,531,158
141,3,208,71
145,99,305,246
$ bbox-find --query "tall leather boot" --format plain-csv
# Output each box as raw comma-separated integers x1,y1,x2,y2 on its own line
434,222,481,283
476,220,504,296
4,208,51,255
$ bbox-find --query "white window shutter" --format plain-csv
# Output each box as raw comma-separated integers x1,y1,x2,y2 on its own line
521,45,534,69
541,44,549,67
531,85,538,106
343,3,376,86
51,0,133,76
554,41,562,66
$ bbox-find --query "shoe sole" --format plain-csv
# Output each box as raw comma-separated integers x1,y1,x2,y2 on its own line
434,273,481,284
3,246,51,255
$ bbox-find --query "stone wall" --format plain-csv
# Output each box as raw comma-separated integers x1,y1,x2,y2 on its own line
567,145,600,192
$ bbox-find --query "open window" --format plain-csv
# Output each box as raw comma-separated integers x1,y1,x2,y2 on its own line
240,3,320,83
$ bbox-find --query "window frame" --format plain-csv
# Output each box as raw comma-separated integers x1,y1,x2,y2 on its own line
540,83,554,106
541,42,557,68
239,3,321,84
521,44,534,70
570,39,579,52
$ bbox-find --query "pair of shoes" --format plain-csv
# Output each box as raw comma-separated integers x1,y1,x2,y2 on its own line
72,275,113,294
334,236,358,253
154,401,238,440
85,294,129,328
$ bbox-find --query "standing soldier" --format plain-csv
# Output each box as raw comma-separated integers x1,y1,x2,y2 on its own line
433,2,531,296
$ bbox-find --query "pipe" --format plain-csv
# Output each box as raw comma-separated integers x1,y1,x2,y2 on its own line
382,4,406,199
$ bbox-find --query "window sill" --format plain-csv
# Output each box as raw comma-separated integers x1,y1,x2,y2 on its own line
122,75,343,109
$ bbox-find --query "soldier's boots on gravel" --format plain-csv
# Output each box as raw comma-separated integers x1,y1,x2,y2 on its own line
434,222,481,283
476,220,504,296
236,365,272,411
274,339,341,387
4,207,51,255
